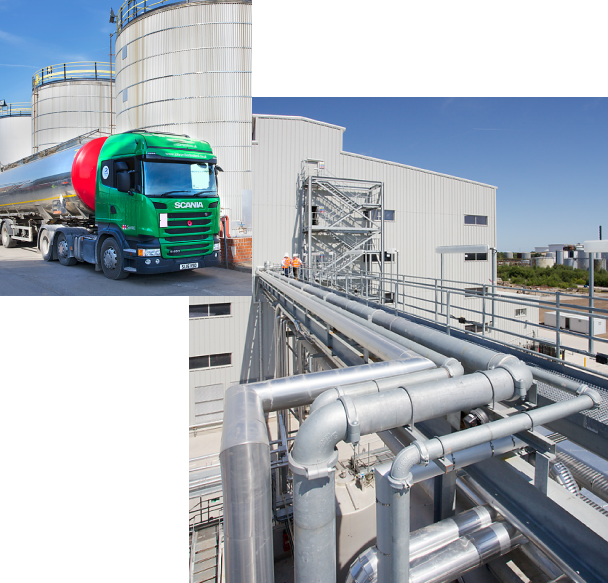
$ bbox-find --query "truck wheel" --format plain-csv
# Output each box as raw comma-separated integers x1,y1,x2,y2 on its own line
1,222,17,248
39,230,54,261
100,237,130,280
56,233,77,266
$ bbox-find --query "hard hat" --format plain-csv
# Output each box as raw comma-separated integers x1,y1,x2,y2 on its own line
284,253,289,257
294,253,299,257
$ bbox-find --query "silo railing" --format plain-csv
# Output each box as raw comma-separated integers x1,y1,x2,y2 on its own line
32,62,115,89
115,0,179,32
0,102,31,117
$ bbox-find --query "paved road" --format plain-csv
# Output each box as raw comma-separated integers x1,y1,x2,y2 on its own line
0,243,252,296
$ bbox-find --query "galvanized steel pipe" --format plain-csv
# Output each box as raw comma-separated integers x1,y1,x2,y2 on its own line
388,393,600,583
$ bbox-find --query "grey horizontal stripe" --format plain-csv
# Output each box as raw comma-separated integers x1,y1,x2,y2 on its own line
34,95,113,105
117,20,250,51
117,70,250,94
116,45,250,79
34,110,113,119
117,94,250,116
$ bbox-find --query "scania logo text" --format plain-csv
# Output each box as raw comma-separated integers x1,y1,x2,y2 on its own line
174,202,205,209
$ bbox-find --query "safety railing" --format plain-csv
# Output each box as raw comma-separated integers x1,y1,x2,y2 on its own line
0,102,31,117
115,0,178,32
266,262,608,378
189,497,223,530
32,62,114,89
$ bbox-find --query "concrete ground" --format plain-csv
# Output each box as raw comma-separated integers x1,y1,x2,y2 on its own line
0,242,252,296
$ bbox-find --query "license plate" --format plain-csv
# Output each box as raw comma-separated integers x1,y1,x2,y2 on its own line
180,262,199,270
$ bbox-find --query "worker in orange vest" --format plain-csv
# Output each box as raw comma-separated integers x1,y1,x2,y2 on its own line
292,253,302,280
281,253,291,277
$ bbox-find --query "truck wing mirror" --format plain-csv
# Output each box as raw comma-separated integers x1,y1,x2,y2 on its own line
116,171,130,193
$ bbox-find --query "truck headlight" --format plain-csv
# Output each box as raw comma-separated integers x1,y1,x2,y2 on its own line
213,243,221,251
138,248,161,257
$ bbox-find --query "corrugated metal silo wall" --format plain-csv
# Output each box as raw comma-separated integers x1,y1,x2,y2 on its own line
252,115,497,287
0,116,32,165
31,81,115,151
114,0,252,227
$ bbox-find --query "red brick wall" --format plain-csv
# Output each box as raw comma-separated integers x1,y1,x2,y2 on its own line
220,236,252,264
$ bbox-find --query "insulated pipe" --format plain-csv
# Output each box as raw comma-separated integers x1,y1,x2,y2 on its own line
263,271,529,386
388,393,600,583
347,505,499,583
409,522,524,583
220,358,433,583
309,366,458,415
289,366,532,583
258,271,438,365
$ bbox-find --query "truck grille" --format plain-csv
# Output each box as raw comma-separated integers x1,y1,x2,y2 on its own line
159,208,217,258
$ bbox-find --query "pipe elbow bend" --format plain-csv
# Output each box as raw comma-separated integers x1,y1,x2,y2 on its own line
291,400,347,469
576,385,602,408
497,357,533,399
389,442,427,490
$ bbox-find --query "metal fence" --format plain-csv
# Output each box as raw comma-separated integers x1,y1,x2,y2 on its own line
267,263,608,378
115,0,179,32
0,102,31,117
32,62,114,89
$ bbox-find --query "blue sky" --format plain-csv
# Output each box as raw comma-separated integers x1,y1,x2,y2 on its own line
254,98,608,253
0,0,115,103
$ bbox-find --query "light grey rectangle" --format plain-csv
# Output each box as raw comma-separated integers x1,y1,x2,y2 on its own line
195,399,224,416
195,384,224,403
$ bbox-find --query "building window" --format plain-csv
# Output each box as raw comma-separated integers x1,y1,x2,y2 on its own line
372,209,395,221
465,253,488,261
189,353,232,370
464,215,488,226
189,302,231,318
465,287,484,297
515,308,527,317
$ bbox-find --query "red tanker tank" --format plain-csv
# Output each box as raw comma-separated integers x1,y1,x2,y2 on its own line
71,137,107,211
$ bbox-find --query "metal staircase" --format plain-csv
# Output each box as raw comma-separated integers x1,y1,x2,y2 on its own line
302,174,385,282
190,523,223,583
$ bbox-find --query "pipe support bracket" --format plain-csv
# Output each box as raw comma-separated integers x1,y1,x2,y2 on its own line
576,385,601,408
338,394,361,445
289,449,339,481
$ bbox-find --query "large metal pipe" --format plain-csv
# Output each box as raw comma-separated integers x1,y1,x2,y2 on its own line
409,521,523,583
309,365,459,415
347,505,498,583
289,364,533,583
258,271,438,365
261,271,530,391
220,358,434,583
388,393,600,583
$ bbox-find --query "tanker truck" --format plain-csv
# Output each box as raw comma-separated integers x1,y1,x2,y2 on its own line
0,130,222,279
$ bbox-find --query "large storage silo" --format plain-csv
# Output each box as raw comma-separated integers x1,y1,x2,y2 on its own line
31,62,115,152
114,0,252,229
0,103,31,166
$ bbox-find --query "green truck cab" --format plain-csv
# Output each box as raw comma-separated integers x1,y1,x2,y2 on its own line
93,131,221,278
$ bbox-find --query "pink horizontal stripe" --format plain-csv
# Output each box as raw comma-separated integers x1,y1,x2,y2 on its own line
253,24,608,49
253,49,608,73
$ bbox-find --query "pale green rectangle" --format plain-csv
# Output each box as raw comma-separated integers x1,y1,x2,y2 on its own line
251,4,608,24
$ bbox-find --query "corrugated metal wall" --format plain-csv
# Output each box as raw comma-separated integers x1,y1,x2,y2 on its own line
115,0,252,229
253,115,497,285
31,81,115,152
189,295,257,426
0,116,31,165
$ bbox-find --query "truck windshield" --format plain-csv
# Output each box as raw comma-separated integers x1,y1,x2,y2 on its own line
143,161,217,197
